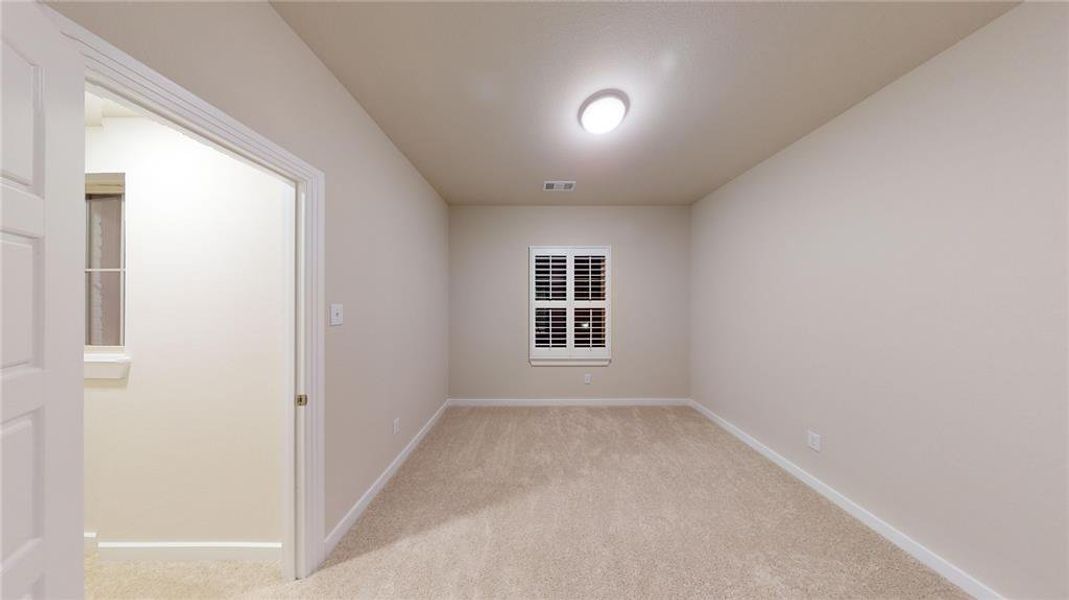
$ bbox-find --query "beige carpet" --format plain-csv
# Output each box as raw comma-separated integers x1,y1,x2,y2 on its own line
87,406,966,599
85,551,282,599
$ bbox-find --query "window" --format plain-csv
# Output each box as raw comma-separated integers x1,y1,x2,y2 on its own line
529,246,610,366
85,173,125,347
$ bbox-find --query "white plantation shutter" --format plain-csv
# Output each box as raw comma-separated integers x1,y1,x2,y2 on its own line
573,308,606,348
534,255,566,301
573,254,606,301
534,307,567,348
529,247,611,365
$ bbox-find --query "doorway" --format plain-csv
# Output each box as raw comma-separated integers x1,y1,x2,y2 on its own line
1,6,326,595
64,12,332,577
80,89,296,594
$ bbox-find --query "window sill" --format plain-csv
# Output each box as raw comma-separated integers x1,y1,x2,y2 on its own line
84,351,131,380
529,358,611,367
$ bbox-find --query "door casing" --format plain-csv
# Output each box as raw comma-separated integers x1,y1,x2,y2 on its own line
44,4,329,581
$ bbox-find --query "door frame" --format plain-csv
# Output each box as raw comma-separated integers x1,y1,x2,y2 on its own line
44,6,328,580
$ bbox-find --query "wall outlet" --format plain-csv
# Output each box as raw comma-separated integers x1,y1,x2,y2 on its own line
807,430,822,452
393,417,400,435
329,303,344,326
583,373,592,385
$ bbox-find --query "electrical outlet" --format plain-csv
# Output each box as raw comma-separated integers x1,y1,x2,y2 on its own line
807,430,822,452
393,417,400,435
583,373,592,385
329,303,344,326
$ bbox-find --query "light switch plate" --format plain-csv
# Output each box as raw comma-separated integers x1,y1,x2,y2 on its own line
329,303,344,326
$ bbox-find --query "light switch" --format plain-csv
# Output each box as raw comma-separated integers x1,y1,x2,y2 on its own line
329,303,344,326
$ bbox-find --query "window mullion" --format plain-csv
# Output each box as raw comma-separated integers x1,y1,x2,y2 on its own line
566,252,575,354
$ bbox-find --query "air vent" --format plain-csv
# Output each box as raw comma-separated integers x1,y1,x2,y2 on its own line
543,180,576,192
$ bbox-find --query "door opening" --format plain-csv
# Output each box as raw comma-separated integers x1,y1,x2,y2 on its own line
2,7,327,594
80,89,298,591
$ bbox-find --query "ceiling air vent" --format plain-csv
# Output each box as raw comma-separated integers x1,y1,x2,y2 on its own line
543,180,576,192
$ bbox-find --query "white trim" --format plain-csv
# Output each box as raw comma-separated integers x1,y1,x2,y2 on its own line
95,541,281,562
45,7,327,581
529,246,612,365
528,358,611,367
686,399,1002,600
324,399,450,556
83,532,98,551
82,351,130,380
447,398,690,407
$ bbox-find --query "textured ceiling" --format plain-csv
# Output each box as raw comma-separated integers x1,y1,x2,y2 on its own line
275,2,1014,205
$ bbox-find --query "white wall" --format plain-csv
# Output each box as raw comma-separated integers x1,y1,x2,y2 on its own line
450,206,689,399
51,1,451,533
690,5,1067,598
84,115,293,542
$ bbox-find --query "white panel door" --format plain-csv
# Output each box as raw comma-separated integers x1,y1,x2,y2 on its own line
1,3,84,598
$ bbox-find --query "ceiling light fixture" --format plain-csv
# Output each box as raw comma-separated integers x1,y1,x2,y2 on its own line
579,90,628,135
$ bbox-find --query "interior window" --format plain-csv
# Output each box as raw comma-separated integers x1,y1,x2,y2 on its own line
85,173,125,347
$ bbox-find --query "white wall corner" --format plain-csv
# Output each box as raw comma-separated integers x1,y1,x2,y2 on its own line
686,399,1002,600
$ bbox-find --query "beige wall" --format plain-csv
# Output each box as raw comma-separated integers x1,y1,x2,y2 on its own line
691,5,1067,598
52,2,450,532
450,206,689,399
55,3,1069,594
84,115,292,542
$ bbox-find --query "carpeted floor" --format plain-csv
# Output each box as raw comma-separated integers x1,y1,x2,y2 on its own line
85,551,282,599
87,406,966,599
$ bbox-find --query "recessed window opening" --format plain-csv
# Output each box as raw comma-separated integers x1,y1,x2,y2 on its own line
529,246,611,366
85,173,125,347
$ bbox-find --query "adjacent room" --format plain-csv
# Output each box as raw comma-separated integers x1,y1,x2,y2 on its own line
1,2,1065,600
80,90,296,590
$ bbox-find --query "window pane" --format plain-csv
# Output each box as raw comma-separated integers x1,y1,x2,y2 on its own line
534,308,566,348
574,308,606,348
86,195,122,269
574,255,606,301
534,255,566,300
86,271,123,346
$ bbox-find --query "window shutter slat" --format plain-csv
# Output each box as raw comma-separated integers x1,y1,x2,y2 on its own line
534,255,566,300
574,307,606,348
534,307,567,348
573,255,606,301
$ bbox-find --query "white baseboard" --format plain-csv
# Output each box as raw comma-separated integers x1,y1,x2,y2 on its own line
84,531,98,551
95,540,281,561
686,399,1000,600
447,397,691,407
323,399,449,556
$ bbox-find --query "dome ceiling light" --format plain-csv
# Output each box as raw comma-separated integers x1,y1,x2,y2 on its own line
579,90,629,135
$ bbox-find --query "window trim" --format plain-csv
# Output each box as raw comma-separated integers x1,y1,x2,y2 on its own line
84,173,130,379
529,245,611,366
84,346,131,380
